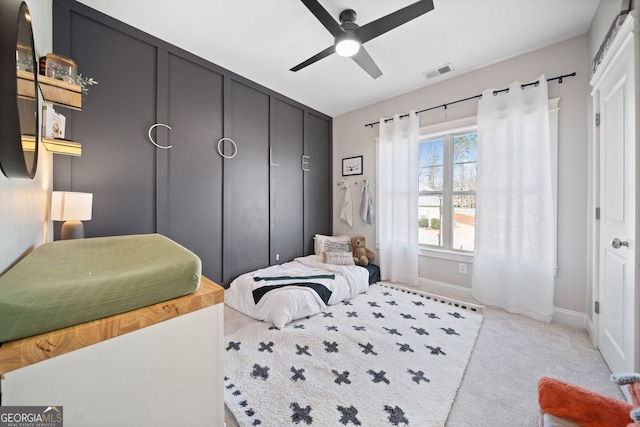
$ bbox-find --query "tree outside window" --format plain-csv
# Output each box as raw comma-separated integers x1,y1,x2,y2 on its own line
419,132,477,252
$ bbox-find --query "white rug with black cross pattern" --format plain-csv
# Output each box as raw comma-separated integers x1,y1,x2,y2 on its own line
224,283,484,426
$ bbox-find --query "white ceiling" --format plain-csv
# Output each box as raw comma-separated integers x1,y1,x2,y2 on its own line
76,0,600,117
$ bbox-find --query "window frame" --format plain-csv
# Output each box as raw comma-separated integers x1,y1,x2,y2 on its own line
418,117,478,255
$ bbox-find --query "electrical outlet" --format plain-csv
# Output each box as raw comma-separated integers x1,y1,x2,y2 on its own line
276,254,280,261
458,263,467,274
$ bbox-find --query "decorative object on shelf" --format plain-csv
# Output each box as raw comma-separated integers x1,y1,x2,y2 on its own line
42,102,66,138
75,73,98,95
0,0,39,179
342,155,363,176
51,191,93,240
36,53,96,104
39,53,77,84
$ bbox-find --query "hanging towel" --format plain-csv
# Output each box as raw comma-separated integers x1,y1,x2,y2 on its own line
360,179,375,225
339,179,353,227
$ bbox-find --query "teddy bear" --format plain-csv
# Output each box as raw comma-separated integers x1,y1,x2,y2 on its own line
351,236,375,266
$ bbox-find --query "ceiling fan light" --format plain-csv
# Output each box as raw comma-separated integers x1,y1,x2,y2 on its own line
335,35,360,57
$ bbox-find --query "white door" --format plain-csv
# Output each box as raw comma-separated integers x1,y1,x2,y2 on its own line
595,20,638,374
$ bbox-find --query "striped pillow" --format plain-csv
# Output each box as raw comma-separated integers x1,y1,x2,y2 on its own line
323,251,355,265
314,234,351,255
325,241,351,253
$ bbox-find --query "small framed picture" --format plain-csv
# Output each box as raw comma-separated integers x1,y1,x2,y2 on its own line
342,155,363,176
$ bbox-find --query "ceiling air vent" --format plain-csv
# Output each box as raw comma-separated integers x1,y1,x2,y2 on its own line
423,63,454,79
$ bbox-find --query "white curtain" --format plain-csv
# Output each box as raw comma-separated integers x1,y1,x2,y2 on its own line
472,76,555,322
378,111,419,287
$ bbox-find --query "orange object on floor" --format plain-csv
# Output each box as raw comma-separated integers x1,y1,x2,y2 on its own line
538,377,634,427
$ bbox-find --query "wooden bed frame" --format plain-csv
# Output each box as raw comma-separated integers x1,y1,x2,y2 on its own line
0,276,224,427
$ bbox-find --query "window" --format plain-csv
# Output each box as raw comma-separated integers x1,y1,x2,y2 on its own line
419,128,477,252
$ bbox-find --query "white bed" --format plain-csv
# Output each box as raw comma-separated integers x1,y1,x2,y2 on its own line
224,255,369,329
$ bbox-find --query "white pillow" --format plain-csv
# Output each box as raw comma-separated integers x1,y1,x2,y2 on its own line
314,234,351,255
323,251,355,265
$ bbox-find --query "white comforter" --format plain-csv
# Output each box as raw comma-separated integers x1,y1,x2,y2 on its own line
224,255,369,329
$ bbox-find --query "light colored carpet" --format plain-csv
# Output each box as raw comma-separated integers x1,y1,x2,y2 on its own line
225,294,623,426
445,306,623,426
224,284,483,426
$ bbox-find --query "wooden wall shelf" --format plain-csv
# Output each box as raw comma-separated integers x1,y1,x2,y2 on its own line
22,135,82,157
17,70,82,110
16,69,84,157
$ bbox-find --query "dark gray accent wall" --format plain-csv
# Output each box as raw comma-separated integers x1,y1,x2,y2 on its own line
52,0,332,285
65,11,157,237
165,53,224,281
222,80,270,284
304,113,332,256
270,99,304,265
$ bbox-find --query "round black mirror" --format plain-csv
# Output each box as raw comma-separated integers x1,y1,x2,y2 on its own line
0,0,39,179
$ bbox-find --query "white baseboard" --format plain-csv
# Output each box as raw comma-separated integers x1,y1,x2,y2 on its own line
382,279,483,313
417,277,588,329
417,278,474,303
552,307,587,328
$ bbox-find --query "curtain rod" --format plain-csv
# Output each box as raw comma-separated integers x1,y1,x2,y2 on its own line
364,72,576,128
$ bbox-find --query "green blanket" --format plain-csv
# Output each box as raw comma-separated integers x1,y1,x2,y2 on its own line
0,234,201,343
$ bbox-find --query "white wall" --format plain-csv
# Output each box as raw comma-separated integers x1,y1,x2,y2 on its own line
333,34,590,315
0,0,53,274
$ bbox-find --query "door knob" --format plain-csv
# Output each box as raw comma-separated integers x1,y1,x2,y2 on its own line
611,238,629,249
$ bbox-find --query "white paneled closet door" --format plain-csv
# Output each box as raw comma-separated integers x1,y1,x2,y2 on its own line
591,12,639,374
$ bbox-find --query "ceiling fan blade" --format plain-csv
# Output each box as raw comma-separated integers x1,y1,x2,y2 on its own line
299,0,344,37
356,0,434,44
351,46,382,79
290,45,336,72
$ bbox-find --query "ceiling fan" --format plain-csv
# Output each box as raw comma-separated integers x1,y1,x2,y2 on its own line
291,0,435,79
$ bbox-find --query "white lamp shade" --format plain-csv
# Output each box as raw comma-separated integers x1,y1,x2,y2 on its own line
51,191,93,221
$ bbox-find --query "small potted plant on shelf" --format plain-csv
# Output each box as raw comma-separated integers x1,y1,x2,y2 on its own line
75,73,98,95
